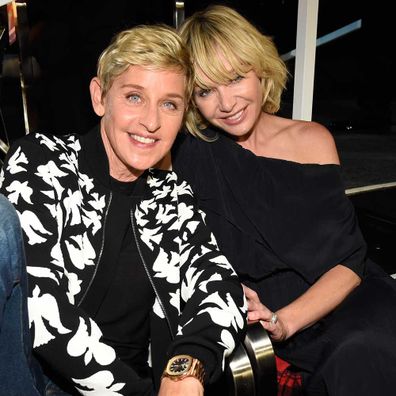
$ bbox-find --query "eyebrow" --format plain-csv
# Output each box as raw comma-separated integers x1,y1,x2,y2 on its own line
194,84,213,92
120,84,184,101
121,83,146,91
165,93,185,101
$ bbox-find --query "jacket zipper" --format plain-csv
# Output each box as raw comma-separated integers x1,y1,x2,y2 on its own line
77,192,113,307
130,208,175,340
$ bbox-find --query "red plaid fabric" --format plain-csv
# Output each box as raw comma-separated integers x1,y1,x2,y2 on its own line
276,356,303,396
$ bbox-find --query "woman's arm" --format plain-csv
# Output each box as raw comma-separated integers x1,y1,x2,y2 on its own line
165,178,247,383
246,264,361,341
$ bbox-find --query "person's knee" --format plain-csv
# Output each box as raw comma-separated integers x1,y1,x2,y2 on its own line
325,329,375,370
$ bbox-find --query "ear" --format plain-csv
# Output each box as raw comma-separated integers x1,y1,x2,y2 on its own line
90,77,105,117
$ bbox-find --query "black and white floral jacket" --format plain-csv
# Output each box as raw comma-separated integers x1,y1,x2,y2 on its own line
0,128,247,395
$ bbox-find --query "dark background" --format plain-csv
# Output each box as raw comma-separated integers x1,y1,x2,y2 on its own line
1,0,395,140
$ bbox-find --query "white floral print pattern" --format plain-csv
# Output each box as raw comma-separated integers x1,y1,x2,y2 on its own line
0,131,247,395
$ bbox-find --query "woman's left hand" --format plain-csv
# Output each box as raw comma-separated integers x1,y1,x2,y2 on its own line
242,284,289,342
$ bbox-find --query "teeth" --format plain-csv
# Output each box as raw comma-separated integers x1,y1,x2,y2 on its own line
130,134,156,144
227,109,244,120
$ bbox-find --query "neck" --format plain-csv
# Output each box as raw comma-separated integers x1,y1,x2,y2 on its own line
235,111,268,154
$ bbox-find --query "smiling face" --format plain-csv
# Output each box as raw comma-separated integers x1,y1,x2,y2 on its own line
180,5,288,139
193,68,263,140
90,65,186,181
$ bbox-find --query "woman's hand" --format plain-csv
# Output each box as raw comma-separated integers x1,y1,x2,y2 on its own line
243,265,361,342
242,284,289,342
158,377,204,396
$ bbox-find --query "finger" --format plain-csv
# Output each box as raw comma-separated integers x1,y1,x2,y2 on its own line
248,308,274,322
260,319,287,342
259,319,275,333
245,295,262,310
246,299,264,312
242,284,260,302
247,317,260,325
260,320,280,339
248,311,261,321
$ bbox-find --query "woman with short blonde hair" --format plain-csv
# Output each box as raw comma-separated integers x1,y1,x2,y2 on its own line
180,5,287,139
173,5,396,395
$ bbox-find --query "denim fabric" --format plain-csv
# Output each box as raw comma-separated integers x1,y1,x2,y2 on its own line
0,194,43,396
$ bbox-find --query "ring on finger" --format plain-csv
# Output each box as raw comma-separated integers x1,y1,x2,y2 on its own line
270,312,278,325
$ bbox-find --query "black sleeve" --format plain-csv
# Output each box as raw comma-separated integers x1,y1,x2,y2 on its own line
261,161,368,282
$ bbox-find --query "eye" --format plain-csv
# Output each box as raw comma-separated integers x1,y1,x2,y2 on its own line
196,88,212,98
163,101,177,110
230,75,244,84
127,93,141,103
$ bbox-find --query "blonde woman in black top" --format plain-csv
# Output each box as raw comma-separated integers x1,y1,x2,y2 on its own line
173,5,396,395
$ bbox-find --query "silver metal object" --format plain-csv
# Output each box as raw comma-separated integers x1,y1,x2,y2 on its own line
173,1,185,29
244,322,277,395
226,341,256,396
225,322,277,396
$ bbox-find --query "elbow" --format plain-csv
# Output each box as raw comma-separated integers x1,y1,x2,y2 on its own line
346,268,362,293
335,264,362,293
352,273,362,289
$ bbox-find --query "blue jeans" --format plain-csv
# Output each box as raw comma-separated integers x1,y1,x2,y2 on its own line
0,194,43,395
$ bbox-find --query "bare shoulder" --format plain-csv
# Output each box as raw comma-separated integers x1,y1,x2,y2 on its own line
253,114,340,164
288,120,340,165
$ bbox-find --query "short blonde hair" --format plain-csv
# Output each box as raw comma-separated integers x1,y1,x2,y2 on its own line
179,5,288,139
97,24,193,105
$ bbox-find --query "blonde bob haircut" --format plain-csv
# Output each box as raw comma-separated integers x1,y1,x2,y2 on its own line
97,24,194,106
179,5,289,140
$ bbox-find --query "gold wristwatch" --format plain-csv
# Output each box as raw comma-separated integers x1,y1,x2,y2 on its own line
161,355,205,386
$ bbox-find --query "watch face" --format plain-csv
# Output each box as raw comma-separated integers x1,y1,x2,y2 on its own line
169,356,192,375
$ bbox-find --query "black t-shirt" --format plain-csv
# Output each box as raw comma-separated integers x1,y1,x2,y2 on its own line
94,176,155,377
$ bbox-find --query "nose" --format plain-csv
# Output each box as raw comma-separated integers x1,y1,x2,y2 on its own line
217,86,236,113
139,103,161,133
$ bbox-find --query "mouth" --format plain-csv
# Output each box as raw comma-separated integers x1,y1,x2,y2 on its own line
221,107,246,125
128,133,158,145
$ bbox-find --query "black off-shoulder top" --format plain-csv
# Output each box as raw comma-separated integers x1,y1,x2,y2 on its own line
172,129,377,310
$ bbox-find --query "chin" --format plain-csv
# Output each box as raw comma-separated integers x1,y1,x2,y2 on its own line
219,122,252,137
224,128,250,139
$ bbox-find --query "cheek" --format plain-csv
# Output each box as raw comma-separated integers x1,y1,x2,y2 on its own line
166,117,184,140
102,102,122,128
195,99,216,118
107,101,137,124
253,81,263,102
